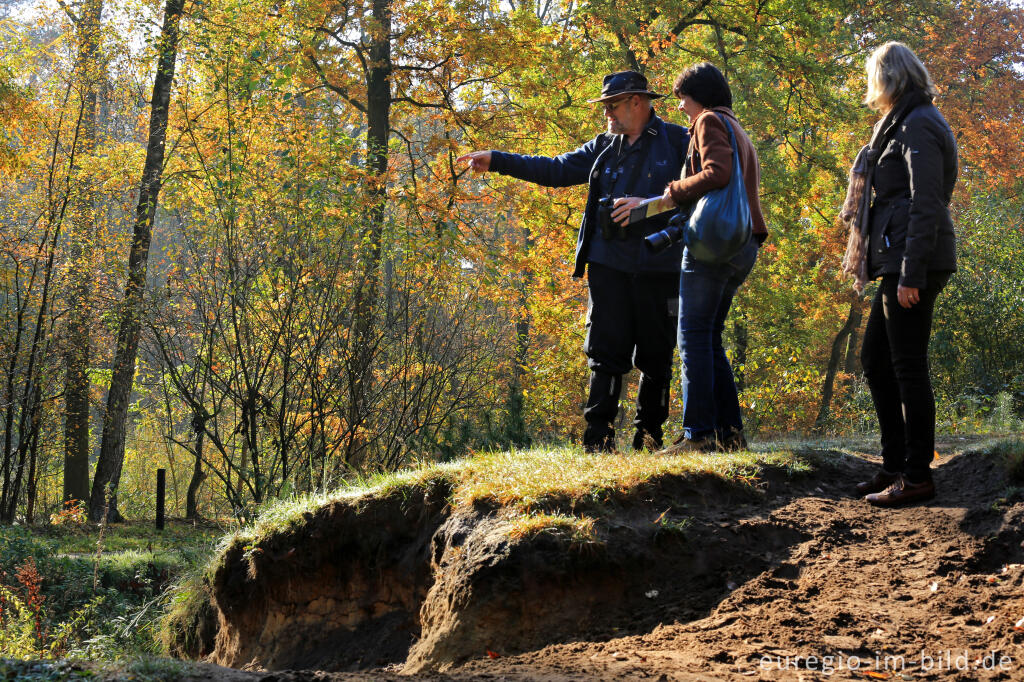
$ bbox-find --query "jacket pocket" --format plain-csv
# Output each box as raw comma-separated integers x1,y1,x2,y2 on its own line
869,203,894,259
870,199,910,257
883,199,910,249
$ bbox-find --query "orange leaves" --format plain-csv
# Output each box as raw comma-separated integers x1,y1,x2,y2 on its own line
918,0,1024,189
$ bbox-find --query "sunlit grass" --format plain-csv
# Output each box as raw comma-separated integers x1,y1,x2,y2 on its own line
29,520,221,555
94,549,179,576
444,447,771,508
979,436,1024,482
505,512,598,543
243,490,338,542
227,444,812,547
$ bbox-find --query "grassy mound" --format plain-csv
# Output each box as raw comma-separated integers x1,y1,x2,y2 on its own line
160,444,821,668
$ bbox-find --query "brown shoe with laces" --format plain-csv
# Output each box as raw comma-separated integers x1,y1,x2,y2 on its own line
865,475,935,507
659,435,717,455
717,428,748,452
855,469,900,497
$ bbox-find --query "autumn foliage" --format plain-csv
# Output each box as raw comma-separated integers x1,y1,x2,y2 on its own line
0,0,1022,521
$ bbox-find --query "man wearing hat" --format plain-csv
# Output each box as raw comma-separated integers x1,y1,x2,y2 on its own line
458,71,688,452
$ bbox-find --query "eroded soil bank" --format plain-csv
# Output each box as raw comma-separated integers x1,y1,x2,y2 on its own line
168,439,1024,681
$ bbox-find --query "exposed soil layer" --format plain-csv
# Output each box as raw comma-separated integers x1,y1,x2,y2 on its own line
206,481,454,670
176,439,1024,681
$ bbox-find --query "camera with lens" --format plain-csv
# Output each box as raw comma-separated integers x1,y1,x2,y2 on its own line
596,196,628,241
644,209,691,254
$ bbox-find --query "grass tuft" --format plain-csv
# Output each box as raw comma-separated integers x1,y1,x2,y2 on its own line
206,446,814,558
992,437,1024,482
965,436,1024,482
505,512,598,544
243,491,336,543
160,569,215,659
125,655,190,679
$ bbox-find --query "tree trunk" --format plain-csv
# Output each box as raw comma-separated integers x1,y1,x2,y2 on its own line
90,0,185,522
62,0,104,507
843,306,863,376
4,377,42,523
504,213,532,447
25,409,42,524
814,299,862,430
185,415,205,521
504,310,530,447
733,317,748,392
1,308,26,517
1,131,73,521
344,0,392,466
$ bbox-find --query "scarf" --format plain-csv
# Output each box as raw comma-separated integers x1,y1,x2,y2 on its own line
840,90,931,293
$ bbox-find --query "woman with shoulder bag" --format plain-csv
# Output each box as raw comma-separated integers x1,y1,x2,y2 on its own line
843,42,957,506
658,62,769,453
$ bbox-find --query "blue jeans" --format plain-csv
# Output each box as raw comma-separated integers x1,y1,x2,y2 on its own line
677,240,759,441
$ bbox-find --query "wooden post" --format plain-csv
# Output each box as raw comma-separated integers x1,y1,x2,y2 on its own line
156,468,165,530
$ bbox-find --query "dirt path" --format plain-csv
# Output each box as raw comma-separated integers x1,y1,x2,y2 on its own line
441,443,1024,681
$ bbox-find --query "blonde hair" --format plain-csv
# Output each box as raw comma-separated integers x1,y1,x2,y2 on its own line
864,42,938,112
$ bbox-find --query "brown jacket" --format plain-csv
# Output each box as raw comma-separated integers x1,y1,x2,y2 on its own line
667,107,767,237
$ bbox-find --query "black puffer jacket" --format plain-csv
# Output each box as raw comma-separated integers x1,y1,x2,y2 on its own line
868,94,958,288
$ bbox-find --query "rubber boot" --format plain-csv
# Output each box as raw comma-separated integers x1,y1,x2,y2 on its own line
583,371,621,452
633,373,669,450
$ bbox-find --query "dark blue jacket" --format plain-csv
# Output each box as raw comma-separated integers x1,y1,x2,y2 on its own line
490,114,688,278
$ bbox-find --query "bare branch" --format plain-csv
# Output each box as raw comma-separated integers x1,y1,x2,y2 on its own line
391,96,446,109
307,51,368,114
393,56,455,73
56,0,81,25
667,0,715,36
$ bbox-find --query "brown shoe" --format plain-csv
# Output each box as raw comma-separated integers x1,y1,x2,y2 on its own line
659,435,717,455
717,429,748,452
865,476,935,507
855,469,900,497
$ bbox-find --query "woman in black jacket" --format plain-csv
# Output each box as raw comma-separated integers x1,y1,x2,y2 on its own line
851,42,958,506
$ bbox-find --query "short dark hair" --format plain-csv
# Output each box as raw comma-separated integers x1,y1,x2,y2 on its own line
673,62,732,109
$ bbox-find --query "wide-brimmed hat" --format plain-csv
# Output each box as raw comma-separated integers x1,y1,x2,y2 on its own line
587,70,665,103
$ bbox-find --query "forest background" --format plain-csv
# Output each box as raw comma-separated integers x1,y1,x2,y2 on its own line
1,0,1023,526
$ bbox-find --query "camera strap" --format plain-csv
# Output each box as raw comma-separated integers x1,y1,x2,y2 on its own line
606,132,650,198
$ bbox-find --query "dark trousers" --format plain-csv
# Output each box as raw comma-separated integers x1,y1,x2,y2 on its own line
861,272,950,483
582,262,679,448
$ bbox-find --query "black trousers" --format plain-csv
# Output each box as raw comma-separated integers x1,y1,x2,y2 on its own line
582,262,679,447
861,272,950,483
